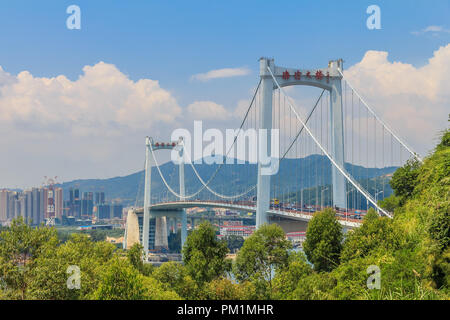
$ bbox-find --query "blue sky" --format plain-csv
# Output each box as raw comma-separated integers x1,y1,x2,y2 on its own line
0,0,449,106
0,1,449,188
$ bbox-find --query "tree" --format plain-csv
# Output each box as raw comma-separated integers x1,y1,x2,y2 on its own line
152,261,198,299
272,251,313,299
203,277,256,300
127,243,154,276
93,257,145,300
182,222,231,285
303,208,343,272
291,272,337,300
28,233,116,300
234,224,291,298
225,235,245,253
340,209,402,263
428,203,450,251
379,194,402,212
141,276,181,300
390,158,421,202
0,217,58,299
87,229,107,242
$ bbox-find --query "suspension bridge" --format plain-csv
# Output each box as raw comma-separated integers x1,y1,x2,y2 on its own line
124,58,421,256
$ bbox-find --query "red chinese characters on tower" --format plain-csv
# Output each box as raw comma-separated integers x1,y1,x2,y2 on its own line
294,70,301,80
282,70,290,80
315,70,324,80
306,71,311,78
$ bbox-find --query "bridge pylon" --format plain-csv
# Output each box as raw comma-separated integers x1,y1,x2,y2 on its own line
142,137,185,260
256,58,347,228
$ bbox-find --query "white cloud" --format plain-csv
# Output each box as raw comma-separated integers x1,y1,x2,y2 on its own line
0,62,182,135
0,62,183,187
190,67,251,82
1,45,449,187
343,44,450,156
411,25,450,36
187,101,230,120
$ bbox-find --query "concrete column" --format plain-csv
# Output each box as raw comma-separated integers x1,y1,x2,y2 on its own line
142,137,152,258
179,144,187,251
256,58,274,228
329,60,347,209
154,216,168,250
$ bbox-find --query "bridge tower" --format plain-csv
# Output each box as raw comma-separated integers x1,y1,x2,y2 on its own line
142,137,186,258
256,58,346,228
256,58,275,227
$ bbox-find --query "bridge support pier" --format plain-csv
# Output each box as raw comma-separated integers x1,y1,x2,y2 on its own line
179,145,187,252
143,137,152,258
329,60,347,210
256,58,275,228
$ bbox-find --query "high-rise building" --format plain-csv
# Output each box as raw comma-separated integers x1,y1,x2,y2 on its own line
111,204,123,219
55,188,63,220
32,188,40,225
80,191,94,217
39,189,45,224
25,190,33,224
96,204,111,219
9,192,18,219
95,192,105,205
18,193,27,223
67,188,81,218
0,190,8,222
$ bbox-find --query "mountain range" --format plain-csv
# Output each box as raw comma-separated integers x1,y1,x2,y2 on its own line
56,155,397,207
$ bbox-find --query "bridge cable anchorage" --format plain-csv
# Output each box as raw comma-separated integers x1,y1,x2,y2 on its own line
267,66,393,218
337,69,422,163
150,79,262,200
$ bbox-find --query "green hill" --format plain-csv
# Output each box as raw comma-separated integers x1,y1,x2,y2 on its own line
56,155,397,207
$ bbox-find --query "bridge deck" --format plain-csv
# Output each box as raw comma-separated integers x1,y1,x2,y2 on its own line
134,200,363,228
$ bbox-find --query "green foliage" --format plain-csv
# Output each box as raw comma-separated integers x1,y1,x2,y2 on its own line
152,261,199,299
127,243,154,276
272,251,313,299
234,224,291,298
203,277,258,300
141,276,181,300
435,122,450,152
303,208,343,272
428,203,450,250
28,233,116,300
291,272,337,300
225,235,245,253
390,158,421,201
379,194,402,212
0,217,58,299
93,257,145,300
85,229,107,242
182,222,231,285
341,209,402,263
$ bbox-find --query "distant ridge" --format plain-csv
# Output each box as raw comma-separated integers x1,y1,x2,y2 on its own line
56,155,397,206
